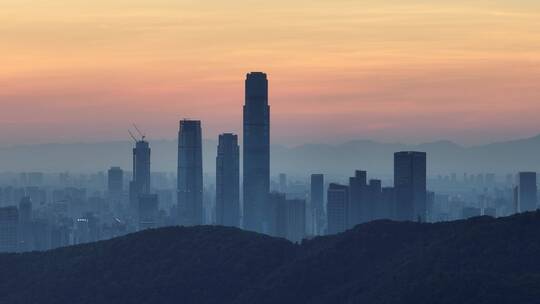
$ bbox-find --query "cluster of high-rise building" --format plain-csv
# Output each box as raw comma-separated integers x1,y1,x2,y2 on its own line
127,72,272,234
325,152,428,234
0,72,538,252
122,72,272,235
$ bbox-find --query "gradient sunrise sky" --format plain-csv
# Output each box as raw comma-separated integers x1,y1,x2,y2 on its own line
1,0,540,146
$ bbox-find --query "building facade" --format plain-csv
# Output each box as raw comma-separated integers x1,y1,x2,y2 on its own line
130,140,151,215
138,194,159,231
310,174,325,235
216,133,240,227
517,172,538,212
177,119,203,226
0,206,19,253
348,170,367,227
108,166,124,213
394,151,427,222
243,72,270,233
327,183,349,235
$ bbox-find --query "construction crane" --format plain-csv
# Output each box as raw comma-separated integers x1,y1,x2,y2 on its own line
133,124,146,141
128,129,138,143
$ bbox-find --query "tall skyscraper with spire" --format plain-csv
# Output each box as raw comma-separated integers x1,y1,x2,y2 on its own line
177,119,203,226
243,72,270,233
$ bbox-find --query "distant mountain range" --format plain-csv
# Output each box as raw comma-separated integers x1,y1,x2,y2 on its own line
1,134,540,176
2,212,540,303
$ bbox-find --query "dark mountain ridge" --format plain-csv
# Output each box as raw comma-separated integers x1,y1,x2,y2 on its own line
2,212,540,303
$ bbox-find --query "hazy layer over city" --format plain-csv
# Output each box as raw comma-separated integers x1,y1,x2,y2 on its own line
1,135,540,176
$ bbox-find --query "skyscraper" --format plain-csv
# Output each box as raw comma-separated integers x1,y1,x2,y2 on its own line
517,172,538,212
381,187,396,220
267,192,284,237
243,72,270,233
279,173,287,193
327,183,349,235
129,139,151,214
18,197,32,224
394,151,427,222
108,167,124,195
284,198,306,243
108,167,124,213
267,192,306,242
138,194,159,231
18,197,32,252
368,179,383,220
310,174,325,235
215,133,240,227
348,170,367,227
177,119,203,226
0,206,19,253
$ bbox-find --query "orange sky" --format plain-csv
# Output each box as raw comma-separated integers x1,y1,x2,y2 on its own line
1,0,540,145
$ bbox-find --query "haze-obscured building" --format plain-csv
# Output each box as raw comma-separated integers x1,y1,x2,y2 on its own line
177,119,203,226
215,133,240,228
138,194,159,231
327,183,348,235
0,206,19,252
310,174,325,235
517,172,537,212
394,151,427,222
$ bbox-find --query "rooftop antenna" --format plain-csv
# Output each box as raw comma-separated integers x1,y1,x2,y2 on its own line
133,124,146,141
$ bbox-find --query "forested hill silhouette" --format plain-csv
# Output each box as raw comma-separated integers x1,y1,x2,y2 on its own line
2,212,540,304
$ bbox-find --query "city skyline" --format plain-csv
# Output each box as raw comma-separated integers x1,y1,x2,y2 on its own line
2,1,540,302
0,68,539,302
2,1,540,146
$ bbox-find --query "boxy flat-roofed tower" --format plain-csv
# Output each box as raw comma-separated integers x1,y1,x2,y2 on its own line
394,151,427,222
517,172,538,212
327,183,349,235
178,119,203,226
0,206,19,253
216,133,240,228
310,174,325,235
108,167,124,195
